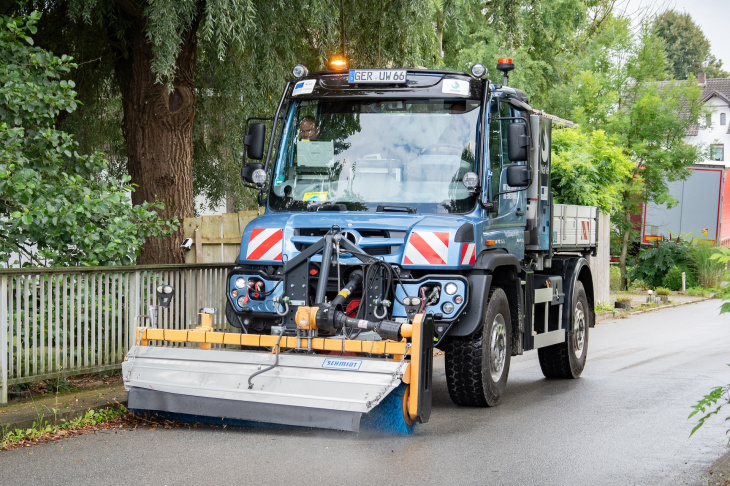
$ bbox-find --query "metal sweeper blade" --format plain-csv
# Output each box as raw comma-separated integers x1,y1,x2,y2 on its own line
123,346,408,432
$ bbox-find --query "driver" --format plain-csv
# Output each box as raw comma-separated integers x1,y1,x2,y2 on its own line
299,117,320,141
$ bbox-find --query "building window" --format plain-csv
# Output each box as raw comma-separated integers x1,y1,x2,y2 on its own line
722,113,727,125
711,144,724,161
706,114,712,126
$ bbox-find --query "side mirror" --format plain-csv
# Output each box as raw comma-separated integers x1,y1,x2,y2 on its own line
244,123,266,160
507,123,529,162
505,164,530,187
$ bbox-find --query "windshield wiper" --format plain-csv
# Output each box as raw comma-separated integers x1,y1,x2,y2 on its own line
307,201,348,212
376,205,417,214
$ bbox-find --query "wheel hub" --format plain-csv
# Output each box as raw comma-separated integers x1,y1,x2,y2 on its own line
573,302,585,358
489,314,507,381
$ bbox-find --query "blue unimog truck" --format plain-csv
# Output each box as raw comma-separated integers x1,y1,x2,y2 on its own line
123,59,598,432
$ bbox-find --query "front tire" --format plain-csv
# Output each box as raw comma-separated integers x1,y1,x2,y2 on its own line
445,287,511,407
538,280,590,378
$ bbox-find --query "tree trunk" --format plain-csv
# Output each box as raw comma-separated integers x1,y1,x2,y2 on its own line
111,11,197,264
619,218,631,291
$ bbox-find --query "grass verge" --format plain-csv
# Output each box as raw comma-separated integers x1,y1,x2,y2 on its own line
1,404,129,450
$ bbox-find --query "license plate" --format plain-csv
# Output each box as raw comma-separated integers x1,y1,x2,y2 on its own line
348,69,407,84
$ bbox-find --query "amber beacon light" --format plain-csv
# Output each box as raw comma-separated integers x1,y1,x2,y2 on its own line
329,57,348,71
496,57,515,86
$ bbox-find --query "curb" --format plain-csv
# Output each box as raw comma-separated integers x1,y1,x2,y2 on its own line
1,384,128,433
596,297,711,322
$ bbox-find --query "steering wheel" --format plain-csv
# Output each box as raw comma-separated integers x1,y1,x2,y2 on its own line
420,143,463,156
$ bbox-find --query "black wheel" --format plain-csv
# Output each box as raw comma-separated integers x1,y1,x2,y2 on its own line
445,287,511,407
538,280,590,379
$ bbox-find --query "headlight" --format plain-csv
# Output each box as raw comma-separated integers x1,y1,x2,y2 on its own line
471,63,486,78
252,169,267,185
292,64,308,78
237,296,246,307
444,283,458,295
235,277,246,289
442,302,455,314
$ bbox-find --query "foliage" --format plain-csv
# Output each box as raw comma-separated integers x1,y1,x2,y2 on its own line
610,265,622,291
688,242,724,288
613,52,704,287
654,287,670,296
628,279,649,292
711,247,730,313
689,376,730,441
551,128,632,214
0,12,176,266
662,265,695,291
652,10,729,80
1,405,127,449
628,240,691,288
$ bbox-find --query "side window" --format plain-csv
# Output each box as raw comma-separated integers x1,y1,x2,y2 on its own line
488,98,512,199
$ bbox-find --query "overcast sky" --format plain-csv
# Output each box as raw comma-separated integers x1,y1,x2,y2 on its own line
629,0,730,75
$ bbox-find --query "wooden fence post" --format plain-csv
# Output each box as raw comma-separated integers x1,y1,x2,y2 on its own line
127,270,141,352
1,275,8,405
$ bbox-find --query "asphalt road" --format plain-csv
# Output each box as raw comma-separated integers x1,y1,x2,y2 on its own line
2,300,730,485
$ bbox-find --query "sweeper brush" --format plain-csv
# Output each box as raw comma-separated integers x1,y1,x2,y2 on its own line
123,230,434,433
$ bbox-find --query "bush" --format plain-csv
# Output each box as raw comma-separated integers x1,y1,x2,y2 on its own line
662,265,696,290
689,242,725,288
629,278,650,291
629,240,691,288
655,287,671,296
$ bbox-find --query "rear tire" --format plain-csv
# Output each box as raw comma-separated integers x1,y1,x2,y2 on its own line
538,280,590,378
445,287,511,406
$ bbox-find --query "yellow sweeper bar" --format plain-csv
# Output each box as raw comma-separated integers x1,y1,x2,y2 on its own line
137,327,411,356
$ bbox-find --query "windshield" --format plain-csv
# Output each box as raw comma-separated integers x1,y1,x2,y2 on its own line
269,98,480,214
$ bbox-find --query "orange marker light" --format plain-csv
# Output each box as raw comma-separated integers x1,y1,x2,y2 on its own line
497,58,513,64
330,58,348,71
486,240,496,246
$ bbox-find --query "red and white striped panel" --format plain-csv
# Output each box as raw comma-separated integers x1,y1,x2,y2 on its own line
460,243,476,265
246,228,283,261
403,232,449,265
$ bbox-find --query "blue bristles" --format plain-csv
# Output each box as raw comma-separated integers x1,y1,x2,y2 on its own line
359,383,416,435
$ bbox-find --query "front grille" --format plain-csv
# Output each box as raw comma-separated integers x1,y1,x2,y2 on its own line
293,228,404,256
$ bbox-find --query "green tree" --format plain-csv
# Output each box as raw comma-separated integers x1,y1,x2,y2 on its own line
8,0,438,264
652,10,729,80
0,11,175,267
550,127,633,215
610,28,704,289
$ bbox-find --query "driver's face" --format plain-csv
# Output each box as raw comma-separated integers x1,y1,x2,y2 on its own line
299,120,318,140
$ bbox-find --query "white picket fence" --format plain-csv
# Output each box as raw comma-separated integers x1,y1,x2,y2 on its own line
0,264,233,404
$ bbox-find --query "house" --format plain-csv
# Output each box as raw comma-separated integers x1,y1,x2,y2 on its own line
688,74,730,165
642,74,730,246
